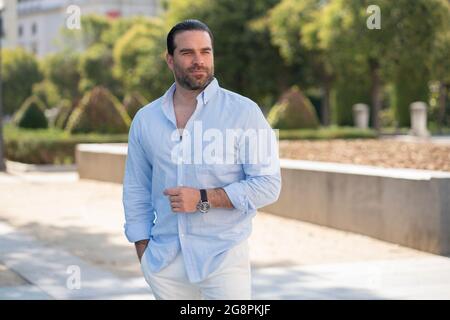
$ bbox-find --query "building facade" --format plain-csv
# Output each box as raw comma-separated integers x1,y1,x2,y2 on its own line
3,0,160,57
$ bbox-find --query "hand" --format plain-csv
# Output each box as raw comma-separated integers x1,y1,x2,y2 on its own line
135,239,149,263
164,186,201,213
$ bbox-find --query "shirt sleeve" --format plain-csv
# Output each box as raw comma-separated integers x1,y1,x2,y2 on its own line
223,103,281,214
122,112,155,243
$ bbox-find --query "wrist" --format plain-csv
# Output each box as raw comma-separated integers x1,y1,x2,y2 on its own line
197,189,211,213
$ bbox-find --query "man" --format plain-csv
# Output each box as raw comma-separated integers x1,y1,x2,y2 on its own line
123,19,281,300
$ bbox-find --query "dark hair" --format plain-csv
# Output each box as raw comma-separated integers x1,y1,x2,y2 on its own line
167,19,214,55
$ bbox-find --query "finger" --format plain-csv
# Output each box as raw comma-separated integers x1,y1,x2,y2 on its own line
170,195,182,202
164,188,180,196
171,205,184,212
171,202,182,208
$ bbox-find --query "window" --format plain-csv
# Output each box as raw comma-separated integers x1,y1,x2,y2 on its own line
31,22,37,35
18,25,23,37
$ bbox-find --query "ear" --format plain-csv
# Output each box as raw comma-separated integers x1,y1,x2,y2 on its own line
166,52,174,72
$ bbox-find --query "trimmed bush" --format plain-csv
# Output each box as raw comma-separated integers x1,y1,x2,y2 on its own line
3,124,128,165
54,99,74,129
123,92,148,119
65,86,131,134
13,95,48,129
32,80,61,109
267,86,319,129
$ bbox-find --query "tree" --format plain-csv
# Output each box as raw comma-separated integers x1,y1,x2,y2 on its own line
164,0,292,111
58,15,111,52
298,0,449,129
1,48,42,115
78,43,121,97
429,4,450,129
383,0,449,127
301,0,385,129
113,19,171,102
41,51,81,102
265,0,333,125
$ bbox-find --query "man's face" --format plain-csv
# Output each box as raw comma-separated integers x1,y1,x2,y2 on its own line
167,30,214,91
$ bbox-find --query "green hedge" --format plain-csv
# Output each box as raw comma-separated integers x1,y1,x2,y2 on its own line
3,124,127,165
278,126,377,140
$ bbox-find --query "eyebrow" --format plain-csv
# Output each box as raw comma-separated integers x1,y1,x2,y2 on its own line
179,47,212,53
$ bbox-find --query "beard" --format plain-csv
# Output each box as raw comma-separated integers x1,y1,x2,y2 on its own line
173,61,214,91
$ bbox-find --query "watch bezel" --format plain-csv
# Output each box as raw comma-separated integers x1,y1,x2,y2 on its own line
197,201,210,213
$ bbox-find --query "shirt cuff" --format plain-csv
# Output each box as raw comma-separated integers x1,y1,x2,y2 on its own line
124,221,152,243
223,182,248,214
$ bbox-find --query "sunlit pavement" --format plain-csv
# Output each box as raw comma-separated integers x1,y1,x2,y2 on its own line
1,168,450,300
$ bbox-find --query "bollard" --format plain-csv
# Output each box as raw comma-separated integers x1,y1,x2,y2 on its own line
352,103,369,129
409,102,430,137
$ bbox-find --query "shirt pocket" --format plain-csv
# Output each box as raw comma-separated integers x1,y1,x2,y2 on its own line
195,163,242,189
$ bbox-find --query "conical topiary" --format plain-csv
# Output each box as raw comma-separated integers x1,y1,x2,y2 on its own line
267,86,319,129
65,86,131,134
123,91,148,119
54,99,74,129
13,95,48,129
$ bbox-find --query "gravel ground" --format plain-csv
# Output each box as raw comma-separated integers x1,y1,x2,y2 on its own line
279,139,450,172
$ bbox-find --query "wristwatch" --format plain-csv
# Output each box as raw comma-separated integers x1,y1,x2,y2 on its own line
196,189,210,213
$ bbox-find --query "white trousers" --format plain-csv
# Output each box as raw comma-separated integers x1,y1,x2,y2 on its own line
140,240,252,300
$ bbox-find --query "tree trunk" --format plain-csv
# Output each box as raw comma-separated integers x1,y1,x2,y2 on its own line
369,59,382,133
321,77,332,127
438,81,448,130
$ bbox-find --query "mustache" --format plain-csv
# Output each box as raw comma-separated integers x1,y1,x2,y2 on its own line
188,66,209,72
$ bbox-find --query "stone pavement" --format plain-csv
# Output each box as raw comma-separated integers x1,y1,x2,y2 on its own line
1,168,450,300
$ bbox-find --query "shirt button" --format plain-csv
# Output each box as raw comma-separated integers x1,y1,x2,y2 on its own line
180,233,185,237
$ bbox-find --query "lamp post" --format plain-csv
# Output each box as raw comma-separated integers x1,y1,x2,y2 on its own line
0,1,5,171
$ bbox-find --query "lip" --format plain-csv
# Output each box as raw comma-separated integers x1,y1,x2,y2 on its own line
190,70,206,75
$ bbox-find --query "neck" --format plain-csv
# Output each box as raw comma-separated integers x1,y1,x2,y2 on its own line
173,81,202,107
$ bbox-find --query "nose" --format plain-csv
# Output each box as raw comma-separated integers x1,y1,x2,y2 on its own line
192,52,204,66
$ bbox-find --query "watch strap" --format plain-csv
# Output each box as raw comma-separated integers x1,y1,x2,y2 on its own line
200,189,208,202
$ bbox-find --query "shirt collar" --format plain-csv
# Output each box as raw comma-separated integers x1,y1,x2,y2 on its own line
161,77,219,108
199,77,219,105
161,77,219,124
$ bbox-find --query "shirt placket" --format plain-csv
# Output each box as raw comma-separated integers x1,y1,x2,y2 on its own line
177,98,204,282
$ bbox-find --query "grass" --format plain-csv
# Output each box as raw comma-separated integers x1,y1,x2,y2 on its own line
3,123,128,142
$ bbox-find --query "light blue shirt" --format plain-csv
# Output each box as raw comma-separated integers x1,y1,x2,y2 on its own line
122,78,281,283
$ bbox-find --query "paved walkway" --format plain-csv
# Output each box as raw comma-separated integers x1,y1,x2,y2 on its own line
1,169,449,300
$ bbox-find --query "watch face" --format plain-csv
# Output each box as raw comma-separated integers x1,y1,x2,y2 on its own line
199,202,210,213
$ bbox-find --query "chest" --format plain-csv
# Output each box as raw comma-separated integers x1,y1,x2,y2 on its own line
174,105,196,129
